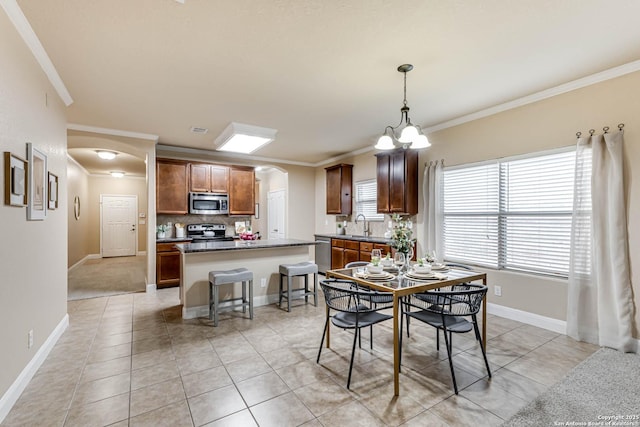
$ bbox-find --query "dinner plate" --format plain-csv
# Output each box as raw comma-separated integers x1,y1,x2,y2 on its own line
430,263,449,271
404,271,448,281
355,271,396,281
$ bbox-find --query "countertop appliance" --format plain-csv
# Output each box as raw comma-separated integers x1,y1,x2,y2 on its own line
186,224,234,242
189,192,229,215
314,235,331,274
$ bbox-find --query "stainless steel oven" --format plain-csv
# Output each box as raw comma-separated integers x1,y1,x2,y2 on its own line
189,192,229,215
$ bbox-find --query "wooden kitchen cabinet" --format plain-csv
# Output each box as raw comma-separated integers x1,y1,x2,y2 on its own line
331,238,396,268
375,149,418,214
156,241,189,288
190,163,229,193
156,159,189,214
325,164,353,215
229,166,255,215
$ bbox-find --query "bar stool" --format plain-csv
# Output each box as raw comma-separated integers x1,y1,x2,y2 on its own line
208,268,253,326
279,261,318,312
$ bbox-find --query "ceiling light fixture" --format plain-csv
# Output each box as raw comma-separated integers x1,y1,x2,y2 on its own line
375,64,431,150
215,122,277,154
96,150,118,160
110,171,125,178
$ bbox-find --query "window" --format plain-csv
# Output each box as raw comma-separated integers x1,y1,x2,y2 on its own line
442,148,589,277
354,179,384,221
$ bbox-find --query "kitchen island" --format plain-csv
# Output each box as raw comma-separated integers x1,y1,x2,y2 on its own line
175,239,317,319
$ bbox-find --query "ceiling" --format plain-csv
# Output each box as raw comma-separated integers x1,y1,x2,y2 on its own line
15,0,640,174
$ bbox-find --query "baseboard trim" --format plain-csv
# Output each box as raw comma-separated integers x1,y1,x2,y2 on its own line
146,283,157,293
67,253,101,271
182,294,279,319
487,302,567,334
0,314,69,423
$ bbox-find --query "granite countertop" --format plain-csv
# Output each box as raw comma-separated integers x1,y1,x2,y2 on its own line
176,238,318,253
314,233,393,244
156,237,193,243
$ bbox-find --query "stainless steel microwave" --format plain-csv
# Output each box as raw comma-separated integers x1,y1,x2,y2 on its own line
189,193,229,215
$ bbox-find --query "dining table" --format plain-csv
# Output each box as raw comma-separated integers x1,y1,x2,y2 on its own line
325,265,488,396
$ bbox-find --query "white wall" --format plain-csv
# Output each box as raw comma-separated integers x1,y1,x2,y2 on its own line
0,8,68,400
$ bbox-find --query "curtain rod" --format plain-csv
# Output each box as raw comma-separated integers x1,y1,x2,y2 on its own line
576,123,624,138
424,159,444,167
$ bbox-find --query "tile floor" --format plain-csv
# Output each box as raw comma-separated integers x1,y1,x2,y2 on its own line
2,286,598,426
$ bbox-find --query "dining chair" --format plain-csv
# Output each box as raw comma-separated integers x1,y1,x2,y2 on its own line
399,283,491,394
344,261,369,268
317,279,394,389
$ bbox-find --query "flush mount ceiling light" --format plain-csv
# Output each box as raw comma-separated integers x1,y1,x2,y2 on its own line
96,150,118,160
215,122,278,154
110,171,125,178
375,64,431,150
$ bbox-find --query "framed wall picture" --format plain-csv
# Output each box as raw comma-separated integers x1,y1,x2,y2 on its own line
48,172,58,210
26,142,47,220
4,152,28,207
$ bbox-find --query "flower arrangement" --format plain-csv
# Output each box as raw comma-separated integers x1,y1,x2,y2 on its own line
157,224,167,233
390,214,416,255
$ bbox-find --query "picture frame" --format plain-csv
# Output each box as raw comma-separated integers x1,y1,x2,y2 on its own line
26,142,47,220
48,172,58,210
4,152,28,207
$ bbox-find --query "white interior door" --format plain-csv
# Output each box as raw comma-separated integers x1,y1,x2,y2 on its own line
101,195,137,257
268,189,285,239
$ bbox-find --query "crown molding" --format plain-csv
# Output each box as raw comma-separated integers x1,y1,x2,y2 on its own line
156,144,316,167
1,0,73,106
67,124,159,142
66,154,90,176
424,60,640,134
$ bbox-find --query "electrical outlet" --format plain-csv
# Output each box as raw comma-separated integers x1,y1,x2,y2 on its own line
28,330,34,348
494,285,502,297
260,278,267,288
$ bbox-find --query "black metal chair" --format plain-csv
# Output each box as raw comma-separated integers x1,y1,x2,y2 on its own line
344,261,369,268
399,283,491,394
316,279,393,389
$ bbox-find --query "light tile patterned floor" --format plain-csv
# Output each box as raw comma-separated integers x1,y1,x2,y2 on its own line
2,286,598,426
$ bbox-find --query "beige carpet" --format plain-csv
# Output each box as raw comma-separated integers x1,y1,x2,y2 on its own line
68,255,147,300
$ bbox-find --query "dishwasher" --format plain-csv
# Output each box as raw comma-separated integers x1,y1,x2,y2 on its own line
314,235,331,274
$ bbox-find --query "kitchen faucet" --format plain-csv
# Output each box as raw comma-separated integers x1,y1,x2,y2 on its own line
355,214,370,237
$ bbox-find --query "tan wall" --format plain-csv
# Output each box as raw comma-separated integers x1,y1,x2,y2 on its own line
0,11,68,398
87,175,148,254
315,71,640,336
67,160,91,267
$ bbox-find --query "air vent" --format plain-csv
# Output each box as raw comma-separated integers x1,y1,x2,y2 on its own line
190,126,208,134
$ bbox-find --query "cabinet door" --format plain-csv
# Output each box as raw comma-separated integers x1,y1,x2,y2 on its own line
344,249,359,266
229,167,255,215
389,150,407,212
210,165,229,193
157,160,189,214
325,166,342,214
156,251,181,287
376,154,390,213
331,247,344,269
190,163,211,192
325,164,352,215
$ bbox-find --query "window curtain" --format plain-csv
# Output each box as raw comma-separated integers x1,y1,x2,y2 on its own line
567,131,635,352
423,160,443,259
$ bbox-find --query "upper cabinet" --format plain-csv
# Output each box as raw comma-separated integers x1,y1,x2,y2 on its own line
376,149,418,214
229,166,255,215
325,164,353,215
190,163,229,193
156,159,189,214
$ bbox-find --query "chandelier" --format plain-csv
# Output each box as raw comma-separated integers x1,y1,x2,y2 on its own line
375,64,431,150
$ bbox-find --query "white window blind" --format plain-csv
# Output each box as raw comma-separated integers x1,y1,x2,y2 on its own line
355,179,384,221
442,148,589,277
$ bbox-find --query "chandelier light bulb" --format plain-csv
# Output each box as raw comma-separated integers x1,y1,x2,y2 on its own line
399,125,419,143
375,134,395,150
410,133,431,149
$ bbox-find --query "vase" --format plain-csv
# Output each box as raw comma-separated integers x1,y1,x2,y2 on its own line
157,231,166,239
